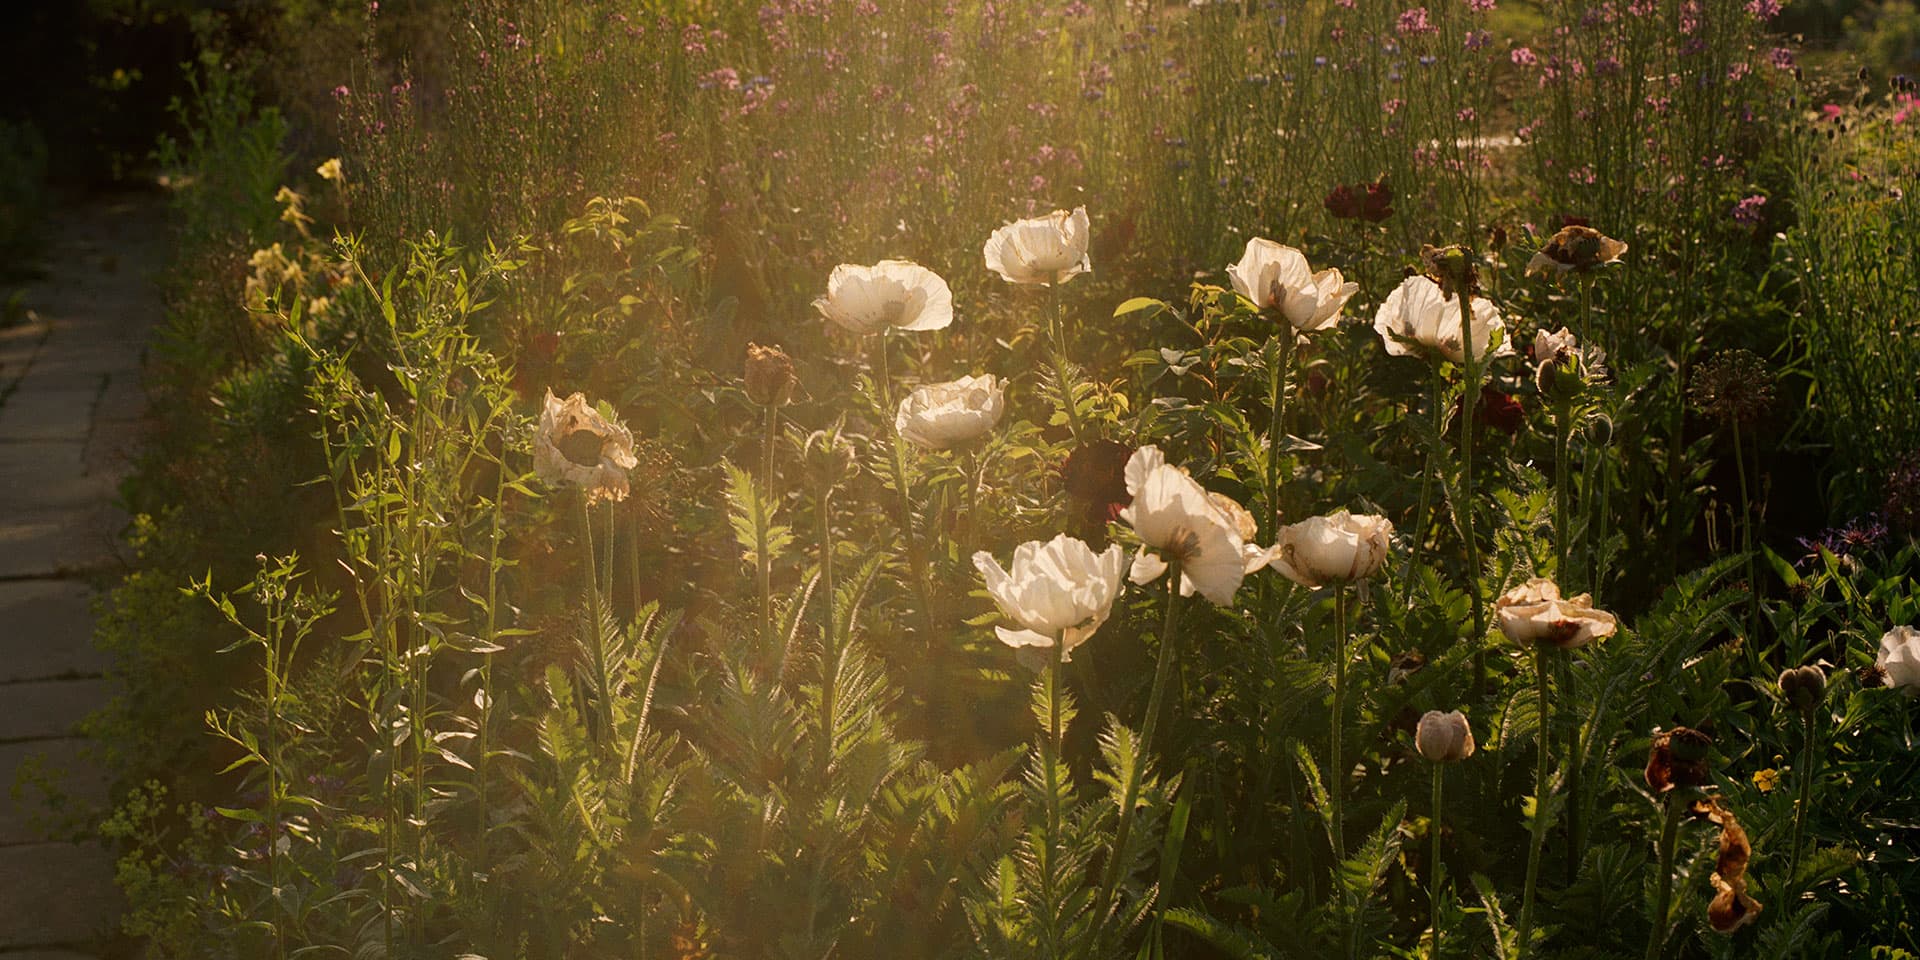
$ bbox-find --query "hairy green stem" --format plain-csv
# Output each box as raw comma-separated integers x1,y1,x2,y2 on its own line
1049,284,1085,443
1786,705,1820,891
1645,791,1682,960
1456,291,1487,690
1430,762,1445,960
1041,642,1067,957
1265,334,1292,539
1097,563,1183,928
1404,364,1447,592
1731,418,1758,639
1516,646,1553,960
579,497,614,751
758,402,778,654
874,334,940,651
817,479,838,772
1330,586,1351,864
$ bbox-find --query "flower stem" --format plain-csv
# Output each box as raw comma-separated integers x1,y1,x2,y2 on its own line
1644,791,1682,960
1096,562,1182,930
1731,417,1758,639
874,335,940,658
1049,284,1085,443
1516,645,1553,960
1265,334,1292,539
1554,404,1573,589
1041,641,1067,957
579,496,614,751
758,402,778,654
1430,761,1445,959
1786,705,1820,892
1401,365,1446,598
1455,291,1487,689
817,477,838,771
1330,586,1350,864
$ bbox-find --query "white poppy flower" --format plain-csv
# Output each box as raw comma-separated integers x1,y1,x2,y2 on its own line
983,206,1091,286
1119,445,1249,606
534,390,639,505
813,260,954,334
1533,326,1579,363
1227,237,1359,334
1373,274,1513,366
1494,577,1618,649
1877,626,1920,692
1268,511,1394,588
895,374,1006,450
973,534,1128,662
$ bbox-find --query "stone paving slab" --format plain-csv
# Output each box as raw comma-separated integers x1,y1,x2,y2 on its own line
0,581,110,684
0,841,122,949
0,680,111,743
0,508,124,580
0,385,101,442
0,441,109,514
0,738,107,846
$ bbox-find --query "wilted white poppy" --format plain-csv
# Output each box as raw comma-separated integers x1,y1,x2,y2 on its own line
813,260,954,334
1524,224,1628,279
534,390,639,505
1494,577,1617,649
1373,274,1512,366
983,206,1091,286
1119,446,1249,606
973,534,1128,661
895,374,1006,450
1877,626,1920,692
1268,511,1395,588
1227,237,1358,334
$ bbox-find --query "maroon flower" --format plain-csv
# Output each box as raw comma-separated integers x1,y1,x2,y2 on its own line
1454,386,1525,437
1325,175,1394,222
1063,439,1134,536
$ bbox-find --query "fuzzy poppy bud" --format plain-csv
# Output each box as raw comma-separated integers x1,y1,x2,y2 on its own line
1778,665,1826,712
1415,709,1476,763
800,424,859,488
1585,413,1615,448
744,342,797,407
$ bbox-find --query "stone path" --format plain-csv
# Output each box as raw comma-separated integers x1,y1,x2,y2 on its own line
0,193,165,958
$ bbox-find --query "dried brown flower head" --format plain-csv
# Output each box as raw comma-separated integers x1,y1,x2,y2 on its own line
744,341,797,407
1645,726,1714,793
1688,349,1774,426
1696,797,1763,934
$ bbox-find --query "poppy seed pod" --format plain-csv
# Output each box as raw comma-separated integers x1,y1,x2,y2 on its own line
1778,665,1827,712
744,342,796,407
1415,710,1476,763
1419,243,1479,299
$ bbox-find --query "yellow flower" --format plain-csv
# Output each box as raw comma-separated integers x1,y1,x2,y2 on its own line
1751,768,1779,793
316,157,345,183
